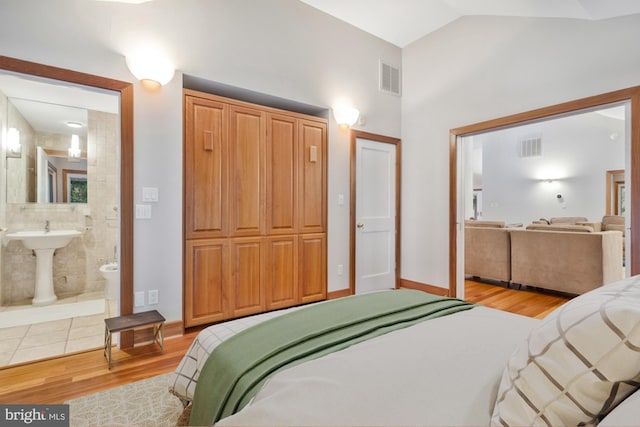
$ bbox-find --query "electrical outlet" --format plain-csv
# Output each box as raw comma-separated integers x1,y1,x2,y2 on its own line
337,264,344,276
148,289,159,305
134,291,145,307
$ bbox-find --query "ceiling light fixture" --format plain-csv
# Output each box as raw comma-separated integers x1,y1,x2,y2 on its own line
66,121,84,129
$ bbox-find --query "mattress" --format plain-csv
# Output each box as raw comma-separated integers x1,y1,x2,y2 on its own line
170,300,539,426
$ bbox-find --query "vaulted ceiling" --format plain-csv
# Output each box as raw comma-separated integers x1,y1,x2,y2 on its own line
299,0,640,47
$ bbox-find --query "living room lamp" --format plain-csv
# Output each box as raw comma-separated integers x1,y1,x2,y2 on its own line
126,47,175,90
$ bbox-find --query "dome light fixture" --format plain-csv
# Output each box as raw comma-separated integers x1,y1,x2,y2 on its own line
66,121,84,129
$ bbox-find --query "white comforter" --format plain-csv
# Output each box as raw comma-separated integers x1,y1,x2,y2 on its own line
175,304,538,426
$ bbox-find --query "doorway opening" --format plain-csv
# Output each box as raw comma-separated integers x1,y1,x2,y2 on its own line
450,87,640,299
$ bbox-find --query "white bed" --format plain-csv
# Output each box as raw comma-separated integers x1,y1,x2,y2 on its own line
170,277,640,426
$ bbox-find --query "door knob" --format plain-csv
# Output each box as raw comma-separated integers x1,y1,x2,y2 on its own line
356,223,364,229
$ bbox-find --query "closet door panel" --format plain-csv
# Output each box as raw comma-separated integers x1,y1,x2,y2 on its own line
266,235,298,310
299,233,327,303
184,96,228,239
298,119,327,233
229,106,266,236
230,237,265,317
267,114,298,235
185,239,229,327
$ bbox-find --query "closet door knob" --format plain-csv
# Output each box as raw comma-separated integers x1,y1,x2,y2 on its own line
356,223,364,229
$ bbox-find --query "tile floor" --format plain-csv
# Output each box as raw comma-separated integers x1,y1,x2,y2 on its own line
0,294,118,367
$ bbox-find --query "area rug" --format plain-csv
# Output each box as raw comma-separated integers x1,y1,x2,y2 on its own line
66,373,184,426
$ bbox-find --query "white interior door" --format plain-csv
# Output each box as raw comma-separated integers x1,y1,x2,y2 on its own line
355,138,396,293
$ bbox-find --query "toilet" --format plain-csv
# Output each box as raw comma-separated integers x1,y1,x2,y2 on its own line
99,263,119,300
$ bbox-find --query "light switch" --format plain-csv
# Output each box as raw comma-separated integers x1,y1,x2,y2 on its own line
142,187,159,202
134,291,145,307
338,194,344,206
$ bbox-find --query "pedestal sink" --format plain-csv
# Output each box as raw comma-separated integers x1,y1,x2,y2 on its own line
5,230,82,306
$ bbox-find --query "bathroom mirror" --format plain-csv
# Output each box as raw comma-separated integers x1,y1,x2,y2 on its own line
1,71,118,204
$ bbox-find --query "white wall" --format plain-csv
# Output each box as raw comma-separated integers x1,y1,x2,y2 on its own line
477,110,626,225
402,14,640,290
0,0,401,321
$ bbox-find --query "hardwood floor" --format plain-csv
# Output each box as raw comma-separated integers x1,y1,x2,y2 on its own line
464,279,571,319
0,331,199,404
0,281,571,405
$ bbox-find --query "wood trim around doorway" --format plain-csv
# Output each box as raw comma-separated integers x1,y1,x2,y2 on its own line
0,55,135,347
349,130,401,295
606,169,625,215
449,85,640,298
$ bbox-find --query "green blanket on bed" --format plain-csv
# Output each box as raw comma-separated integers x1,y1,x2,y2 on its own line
189,289,474,426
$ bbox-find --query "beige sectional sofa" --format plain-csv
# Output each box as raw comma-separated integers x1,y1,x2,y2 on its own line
465,218,624,295
510,228,623,295
464,221,512,283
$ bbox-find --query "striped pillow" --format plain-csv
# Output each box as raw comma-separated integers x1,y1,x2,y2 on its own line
490,276,640,426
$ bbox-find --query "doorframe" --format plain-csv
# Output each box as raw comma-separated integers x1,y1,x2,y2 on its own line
606,169,625,215
0,55,135,347
449,86,640,298
349,130,401,295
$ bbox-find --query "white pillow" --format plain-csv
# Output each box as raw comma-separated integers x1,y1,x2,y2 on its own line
490,276,640,426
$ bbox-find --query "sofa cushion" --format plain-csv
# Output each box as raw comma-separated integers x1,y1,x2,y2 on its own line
549,216,588,224
464,220,505,228
491,276,640,426
526,224,594,232
603,215,625,227
605,224,625,233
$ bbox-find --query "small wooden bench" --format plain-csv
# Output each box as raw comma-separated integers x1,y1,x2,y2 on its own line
104,310,165,369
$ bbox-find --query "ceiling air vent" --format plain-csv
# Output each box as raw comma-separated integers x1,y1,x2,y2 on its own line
379,61,401,96
519,135,542,158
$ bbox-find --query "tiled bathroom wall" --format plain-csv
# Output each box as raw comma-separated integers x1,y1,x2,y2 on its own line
1,108,118,306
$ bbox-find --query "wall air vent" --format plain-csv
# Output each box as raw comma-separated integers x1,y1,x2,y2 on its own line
379,61,401,96
519,135,542,158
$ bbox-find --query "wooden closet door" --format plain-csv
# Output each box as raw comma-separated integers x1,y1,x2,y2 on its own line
185,239,229,327
184,96,228,239
230,237,265,317
299,233,327,303
267,114,298,235
266,235,298,310
229,106,266,237
298,119,327,233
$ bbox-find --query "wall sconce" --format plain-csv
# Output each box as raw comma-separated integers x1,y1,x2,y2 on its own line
125,47,175,89
68,134,81,162
332,104,360,128
6,127,21,158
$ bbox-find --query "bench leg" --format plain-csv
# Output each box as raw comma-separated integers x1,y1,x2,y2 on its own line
153,323,164,352
104,328,113,370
